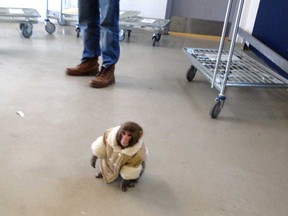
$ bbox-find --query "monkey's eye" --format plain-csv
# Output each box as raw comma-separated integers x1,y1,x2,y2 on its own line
122,131,132,137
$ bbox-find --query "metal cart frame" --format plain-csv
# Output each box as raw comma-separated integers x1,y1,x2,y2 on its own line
183,0,288,118
119,14,171,46
57,8,170,45
0,7,41,38
45,0,78,35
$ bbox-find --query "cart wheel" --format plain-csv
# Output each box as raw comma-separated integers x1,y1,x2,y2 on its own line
156,34,161,41
119,29,125,41
152,34,161,46
127,30,131,38
210,96,226,119
152,37,156,46
76,26,81,38
19,23,24,30
22,23,33,38
45,22,56,34
186,65,197,81
57,18,67,26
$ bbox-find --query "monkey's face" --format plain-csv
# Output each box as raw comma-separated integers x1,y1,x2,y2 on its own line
116,122,143,149
120,130,133,148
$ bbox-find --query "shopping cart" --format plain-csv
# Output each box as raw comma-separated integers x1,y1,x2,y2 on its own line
183,0,288,118
119,13,171,46
0,7,42,38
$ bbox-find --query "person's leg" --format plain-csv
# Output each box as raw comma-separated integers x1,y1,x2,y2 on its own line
79,0,101,61
90,0,120,87
99,0,120,67
66,0,101,76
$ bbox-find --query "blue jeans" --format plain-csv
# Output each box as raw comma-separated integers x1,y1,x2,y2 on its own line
78,0,120,67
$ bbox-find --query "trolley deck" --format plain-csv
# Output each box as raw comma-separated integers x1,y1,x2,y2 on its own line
184,47,288,89
61,7,78,22
0,7,40,21
119,15,171,46
183,0,288,119
120,10,140,18
0,7,41,38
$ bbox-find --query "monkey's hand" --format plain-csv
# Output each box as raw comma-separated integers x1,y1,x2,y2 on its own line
90,155,97,168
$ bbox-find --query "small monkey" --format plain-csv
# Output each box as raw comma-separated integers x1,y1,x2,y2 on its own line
90,122,147,192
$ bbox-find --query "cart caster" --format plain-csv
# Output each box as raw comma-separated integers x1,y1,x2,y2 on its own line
45,21,56,34
76,25,81,38
57,18,67,26
21,22,33,38
186,65,197,81
119,29,125,41
152,33,161,46
19,23,24,30
127,30,132,38
210,96,226,119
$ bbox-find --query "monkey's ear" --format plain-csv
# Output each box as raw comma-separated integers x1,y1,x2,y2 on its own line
138,131,143,139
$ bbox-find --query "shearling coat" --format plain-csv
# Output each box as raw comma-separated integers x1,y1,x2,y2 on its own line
91,126,147,183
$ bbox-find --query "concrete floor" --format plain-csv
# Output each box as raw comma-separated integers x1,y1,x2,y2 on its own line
0,22,288,216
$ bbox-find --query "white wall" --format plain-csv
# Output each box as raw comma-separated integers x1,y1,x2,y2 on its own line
240,0,260,33
120,0,168,19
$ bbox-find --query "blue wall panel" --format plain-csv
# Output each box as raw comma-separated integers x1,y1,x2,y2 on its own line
252,0,288,78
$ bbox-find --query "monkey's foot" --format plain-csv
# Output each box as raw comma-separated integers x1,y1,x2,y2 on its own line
95,172,103,179
120,179,138,192
127,180,138,188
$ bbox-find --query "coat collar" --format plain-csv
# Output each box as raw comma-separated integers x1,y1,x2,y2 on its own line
107,126,144,156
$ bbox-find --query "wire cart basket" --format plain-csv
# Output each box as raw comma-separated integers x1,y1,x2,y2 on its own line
183,0,288,119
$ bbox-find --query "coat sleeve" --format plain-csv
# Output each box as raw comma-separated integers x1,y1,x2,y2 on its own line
120,164,143,180
120,145,146,180
91,136,106,159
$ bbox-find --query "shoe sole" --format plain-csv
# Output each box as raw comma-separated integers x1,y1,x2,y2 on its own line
66,70,99,76
90,80,115,88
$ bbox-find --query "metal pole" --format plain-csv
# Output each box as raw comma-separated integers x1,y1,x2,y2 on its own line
211,0,234,88
46,0,49,19
59,0,64,22
219,0,244,96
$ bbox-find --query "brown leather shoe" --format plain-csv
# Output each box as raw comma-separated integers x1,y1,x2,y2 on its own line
90,65,115,88
66,57,99,76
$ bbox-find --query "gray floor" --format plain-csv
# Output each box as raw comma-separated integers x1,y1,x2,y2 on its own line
1,23,288,216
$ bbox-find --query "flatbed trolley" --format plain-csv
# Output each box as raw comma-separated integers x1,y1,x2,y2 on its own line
183,0,288,119
0,7,43,38
118,10,140,41
45,0,78,35
119,14,171,46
